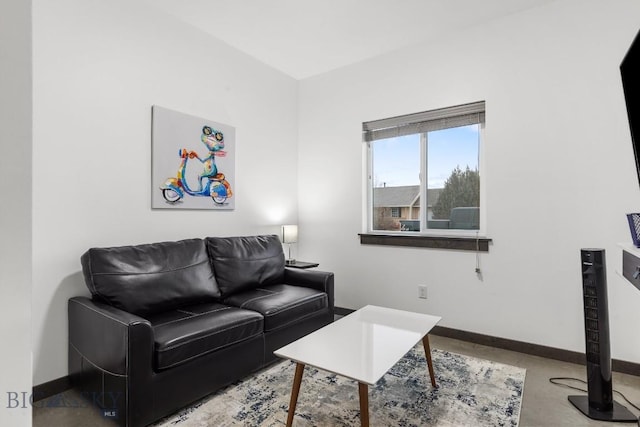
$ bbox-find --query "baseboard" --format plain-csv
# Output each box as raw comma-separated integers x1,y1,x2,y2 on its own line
32,375,71,402
334,306,640,377
334,306,354,316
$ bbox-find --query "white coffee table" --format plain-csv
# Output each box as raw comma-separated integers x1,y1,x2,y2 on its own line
274,305,442,427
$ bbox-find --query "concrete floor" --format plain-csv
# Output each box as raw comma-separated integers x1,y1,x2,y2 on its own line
33,335,640,426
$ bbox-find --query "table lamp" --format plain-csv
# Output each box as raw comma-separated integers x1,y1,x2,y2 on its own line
282,225,298,265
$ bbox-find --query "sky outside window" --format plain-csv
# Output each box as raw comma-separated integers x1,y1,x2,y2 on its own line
372,124,479,189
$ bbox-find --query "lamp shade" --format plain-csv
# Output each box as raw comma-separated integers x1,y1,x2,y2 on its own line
282,225,298,244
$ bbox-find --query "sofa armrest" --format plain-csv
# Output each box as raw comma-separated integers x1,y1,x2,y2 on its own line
68,296,153,377
284,269,334,314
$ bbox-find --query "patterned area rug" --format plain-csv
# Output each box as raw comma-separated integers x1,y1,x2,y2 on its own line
153,346,526,426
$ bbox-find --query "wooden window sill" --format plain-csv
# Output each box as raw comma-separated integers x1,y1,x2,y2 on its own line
359,233,491,252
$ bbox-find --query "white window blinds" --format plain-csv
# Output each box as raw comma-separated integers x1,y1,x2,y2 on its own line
363,101,485,142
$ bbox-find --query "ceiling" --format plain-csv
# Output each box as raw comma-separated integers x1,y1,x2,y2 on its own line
143,0,557,80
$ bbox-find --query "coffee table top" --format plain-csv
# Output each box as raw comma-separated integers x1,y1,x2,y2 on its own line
274,305,441,385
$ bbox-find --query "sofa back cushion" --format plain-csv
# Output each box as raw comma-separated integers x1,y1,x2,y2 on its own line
205,235,285,297
81,238,220,316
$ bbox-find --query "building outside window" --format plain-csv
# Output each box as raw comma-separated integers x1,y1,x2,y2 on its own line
364,101,485,234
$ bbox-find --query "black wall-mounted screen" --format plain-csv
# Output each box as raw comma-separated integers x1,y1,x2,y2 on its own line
621,29,640,187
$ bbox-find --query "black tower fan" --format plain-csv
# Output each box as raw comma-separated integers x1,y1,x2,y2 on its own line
568,249,636,422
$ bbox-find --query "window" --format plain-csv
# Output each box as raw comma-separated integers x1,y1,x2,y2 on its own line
364,101,485,236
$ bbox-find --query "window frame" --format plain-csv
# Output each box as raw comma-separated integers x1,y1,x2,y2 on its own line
364,101,487,240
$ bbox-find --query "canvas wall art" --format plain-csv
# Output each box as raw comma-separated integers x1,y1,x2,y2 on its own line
152,106,235,210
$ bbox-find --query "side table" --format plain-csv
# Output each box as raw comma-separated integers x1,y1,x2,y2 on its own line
285,261,319,269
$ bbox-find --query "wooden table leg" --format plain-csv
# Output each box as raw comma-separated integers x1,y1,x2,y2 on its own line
358,382,369,427
286,363,305,427
422,335,438,388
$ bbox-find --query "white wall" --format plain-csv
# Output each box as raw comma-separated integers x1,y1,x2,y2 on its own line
0,0,32,424
298,0,640,363
31,0,299,385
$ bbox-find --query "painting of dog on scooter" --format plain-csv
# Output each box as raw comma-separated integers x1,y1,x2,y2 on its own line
151,106,235,210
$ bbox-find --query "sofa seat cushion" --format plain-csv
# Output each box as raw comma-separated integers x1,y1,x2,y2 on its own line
148,302,264,371
223,284,328,332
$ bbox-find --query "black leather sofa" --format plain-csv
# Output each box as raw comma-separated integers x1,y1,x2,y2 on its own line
68,235,334,427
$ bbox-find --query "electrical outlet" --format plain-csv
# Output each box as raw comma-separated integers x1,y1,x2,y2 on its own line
418,285,427,299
